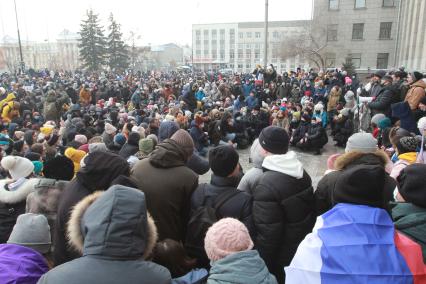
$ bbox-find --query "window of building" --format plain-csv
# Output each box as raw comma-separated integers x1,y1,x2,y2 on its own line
203,30,209,37
254,50,260,59
329,0,339,10
379,22,392,39
255,32,261,38
352,23,364,40
220,51,225,60
238,64,243,69
230,50,235,59
246,63,251,68
239,32,243,39
246,49,251,58
246,44,251,48
220,29,225,40
195,30,201,37
377,53,389,69
212,39,217,46
230,64,234,68
204,39,209,46
325,53,336,67
327,24,338,41
355,0,366,8
220,40,225,46
212,50,217,59
196,40,201,45
382,0,395,7
212,30,217,38
246,32,252,38
346,53,361,68
238,49,243,59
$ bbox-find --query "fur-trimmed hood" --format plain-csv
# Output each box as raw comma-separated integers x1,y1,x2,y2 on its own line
334,150,389,171
0,178,39,204
67,185,157,260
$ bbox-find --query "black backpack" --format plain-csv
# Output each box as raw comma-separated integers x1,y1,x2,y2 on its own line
185,185,239,268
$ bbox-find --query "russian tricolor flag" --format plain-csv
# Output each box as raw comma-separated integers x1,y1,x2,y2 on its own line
285,203,426,283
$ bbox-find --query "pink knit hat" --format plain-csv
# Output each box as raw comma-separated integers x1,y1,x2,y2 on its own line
345,76,352,85
74,134,88,145
204,218,254,261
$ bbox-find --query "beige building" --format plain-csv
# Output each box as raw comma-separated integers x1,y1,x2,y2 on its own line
313,0,399,72
395,0,426,72
192,21,310,73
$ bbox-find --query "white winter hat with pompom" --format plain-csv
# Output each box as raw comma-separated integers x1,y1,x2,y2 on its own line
1,156,34,180
418,117,426,132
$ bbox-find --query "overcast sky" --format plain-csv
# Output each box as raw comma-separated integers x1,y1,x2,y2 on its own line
0,0,312,46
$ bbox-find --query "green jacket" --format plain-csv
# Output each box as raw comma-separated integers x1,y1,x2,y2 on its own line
391,202,426,262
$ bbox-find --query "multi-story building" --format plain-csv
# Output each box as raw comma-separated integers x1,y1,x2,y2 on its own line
56,29,81,71
395,0,426,72
313,0,400,72
192,21,310,73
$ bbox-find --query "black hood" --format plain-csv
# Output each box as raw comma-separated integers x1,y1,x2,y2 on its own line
77,151,130,192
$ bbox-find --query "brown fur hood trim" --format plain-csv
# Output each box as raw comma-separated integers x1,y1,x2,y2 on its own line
334,150,390,170
67,191,158,260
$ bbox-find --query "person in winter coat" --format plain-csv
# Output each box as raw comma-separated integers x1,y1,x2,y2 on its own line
102,122,117,148
189,114,209,157
297,117,328,155
290,113,311,146
0,213,51,284
38,185,171,284
43,89,69,122
315,133,396,216
369,70,385,98
25,156,74,239
405,71,426,110
332,108,354,147
131,130,198,243
368,75,400,118
0,156,37,243
392,164,426,263
326,86,342,130
205,218,277,284
189,145,254,267
238,139,266,195
245,91,258,110
271,110,290,132
390,136,419,180
53,151,130,266
253,126,315,283
79,86,91,106
1,100,20,123
312,103,327,128
285,164,426,283
118,132,141,159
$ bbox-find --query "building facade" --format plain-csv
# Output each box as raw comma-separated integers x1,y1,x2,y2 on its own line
192,21,310,73
395,0,426,72
313,0,400,72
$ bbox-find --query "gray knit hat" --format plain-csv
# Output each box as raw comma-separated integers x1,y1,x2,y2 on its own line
345,133,378,153
371,113,386,126
7,213,51,254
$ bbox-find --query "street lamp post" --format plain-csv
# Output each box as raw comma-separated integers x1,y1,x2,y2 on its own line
13,0,25,73
263,0,269,69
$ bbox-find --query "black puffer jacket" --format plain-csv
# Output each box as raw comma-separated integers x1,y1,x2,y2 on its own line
53,152,130,266
368,84,400,117
315,150,396,216
253,152,315,284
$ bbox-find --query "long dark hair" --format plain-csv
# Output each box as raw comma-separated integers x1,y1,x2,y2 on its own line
152,239,197,278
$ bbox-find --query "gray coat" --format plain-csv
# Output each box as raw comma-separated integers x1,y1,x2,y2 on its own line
38,185,171,284
238,139,265,195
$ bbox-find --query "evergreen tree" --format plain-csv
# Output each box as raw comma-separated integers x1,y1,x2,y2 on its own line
106,13,129,71
78,9,107,71
342,57,356,77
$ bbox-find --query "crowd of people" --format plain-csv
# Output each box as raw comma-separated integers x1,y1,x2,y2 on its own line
0,65,425,283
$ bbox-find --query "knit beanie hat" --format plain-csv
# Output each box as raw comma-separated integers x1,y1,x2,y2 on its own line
104,123,117,135
25,152,41,162
139,138,155,155
170,129,194,159
397,164,426,208
159,121,180,142
345,133,377,153
114,133,127,146
333,164,385,208
65,147,86,173
47,133,60,147
371,113,386,126
1,156,34,180
32,161,43,175
40,125,54,136
397,136,418,153
146,134,158,145
258,126,289,154
7,213,51,254
127,132,141,146
78,144,89,153
88,142,108,153
204,218,254,262
378,117,392,130
209,145,239,177
43,156,74,181
411,71,424,82
74,134,88,145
